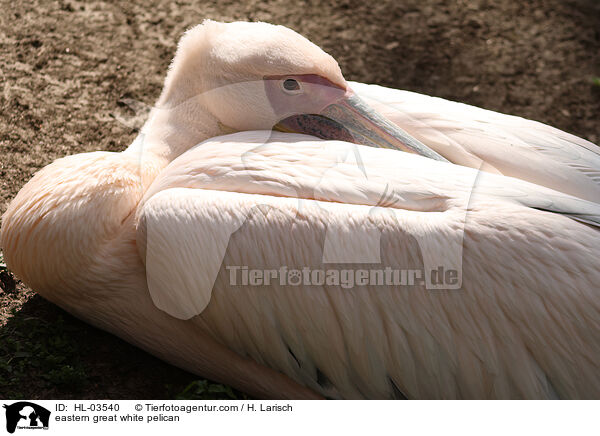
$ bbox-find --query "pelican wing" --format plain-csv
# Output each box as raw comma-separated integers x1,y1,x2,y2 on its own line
350,81,600,203
136,132,600,399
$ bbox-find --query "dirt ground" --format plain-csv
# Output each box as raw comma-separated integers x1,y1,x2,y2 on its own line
1,0,599,399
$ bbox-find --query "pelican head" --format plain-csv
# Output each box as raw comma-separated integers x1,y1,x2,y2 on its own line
160,20,445,161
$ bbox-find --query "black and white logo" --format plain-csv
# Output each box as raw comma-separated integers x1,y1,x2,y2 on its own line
3,402,50,434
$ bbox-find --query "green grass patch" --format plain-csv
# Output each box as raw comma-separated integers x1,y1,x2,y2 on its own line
592,77,600,87
173,379,247,400
0,311,90,398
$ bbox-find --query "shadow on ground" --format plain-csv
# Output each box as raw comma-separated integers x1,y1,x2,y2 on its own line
0,292,242,399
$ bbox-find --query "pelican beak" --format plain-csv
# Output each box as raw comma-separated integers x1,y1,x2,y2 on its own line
274,90,448,162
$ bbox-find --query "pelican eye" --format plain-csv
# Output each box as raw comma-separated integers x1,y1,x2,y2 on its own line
282,78,301,93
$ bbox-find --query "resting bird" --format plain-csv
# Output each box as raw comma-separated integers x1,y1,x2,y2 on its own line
2,20,599,399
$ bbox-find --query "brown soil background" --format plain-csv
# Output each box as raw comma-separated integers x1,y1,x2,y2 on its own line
1,0,599,398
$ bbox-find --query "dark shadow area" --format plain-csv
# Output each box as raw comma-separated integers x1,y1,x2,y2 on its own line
0,293,233,399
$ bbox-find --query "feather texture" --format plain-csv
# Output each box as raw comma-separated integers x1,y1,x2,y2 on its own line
351,81,600,203
135,133,600,399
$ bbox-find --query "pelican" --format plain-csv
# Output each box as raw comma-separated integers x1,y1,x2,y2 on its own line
2,20,600,399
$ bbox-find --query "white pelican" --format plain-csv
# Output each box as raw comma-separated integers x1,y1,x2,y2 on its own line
2,20,599,399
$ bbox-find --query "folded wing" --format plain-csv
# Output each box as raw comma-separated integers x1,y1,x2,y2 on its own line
351,81,600,203
136,133,600,399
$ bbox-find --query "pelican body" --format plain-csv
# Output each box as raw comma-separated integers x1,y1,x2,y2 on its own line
2,21,599,399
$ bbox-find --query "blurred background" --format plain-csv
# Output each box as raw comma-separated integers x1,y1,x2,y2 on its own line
0,0,599,398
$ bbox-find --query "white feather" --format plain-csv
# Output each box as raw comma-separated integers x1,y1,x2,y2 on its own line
135,132,600,399
350,81,600,203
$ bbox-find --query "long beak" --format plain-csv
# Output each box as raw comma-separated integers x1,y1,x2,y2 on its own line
274,91,448,162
